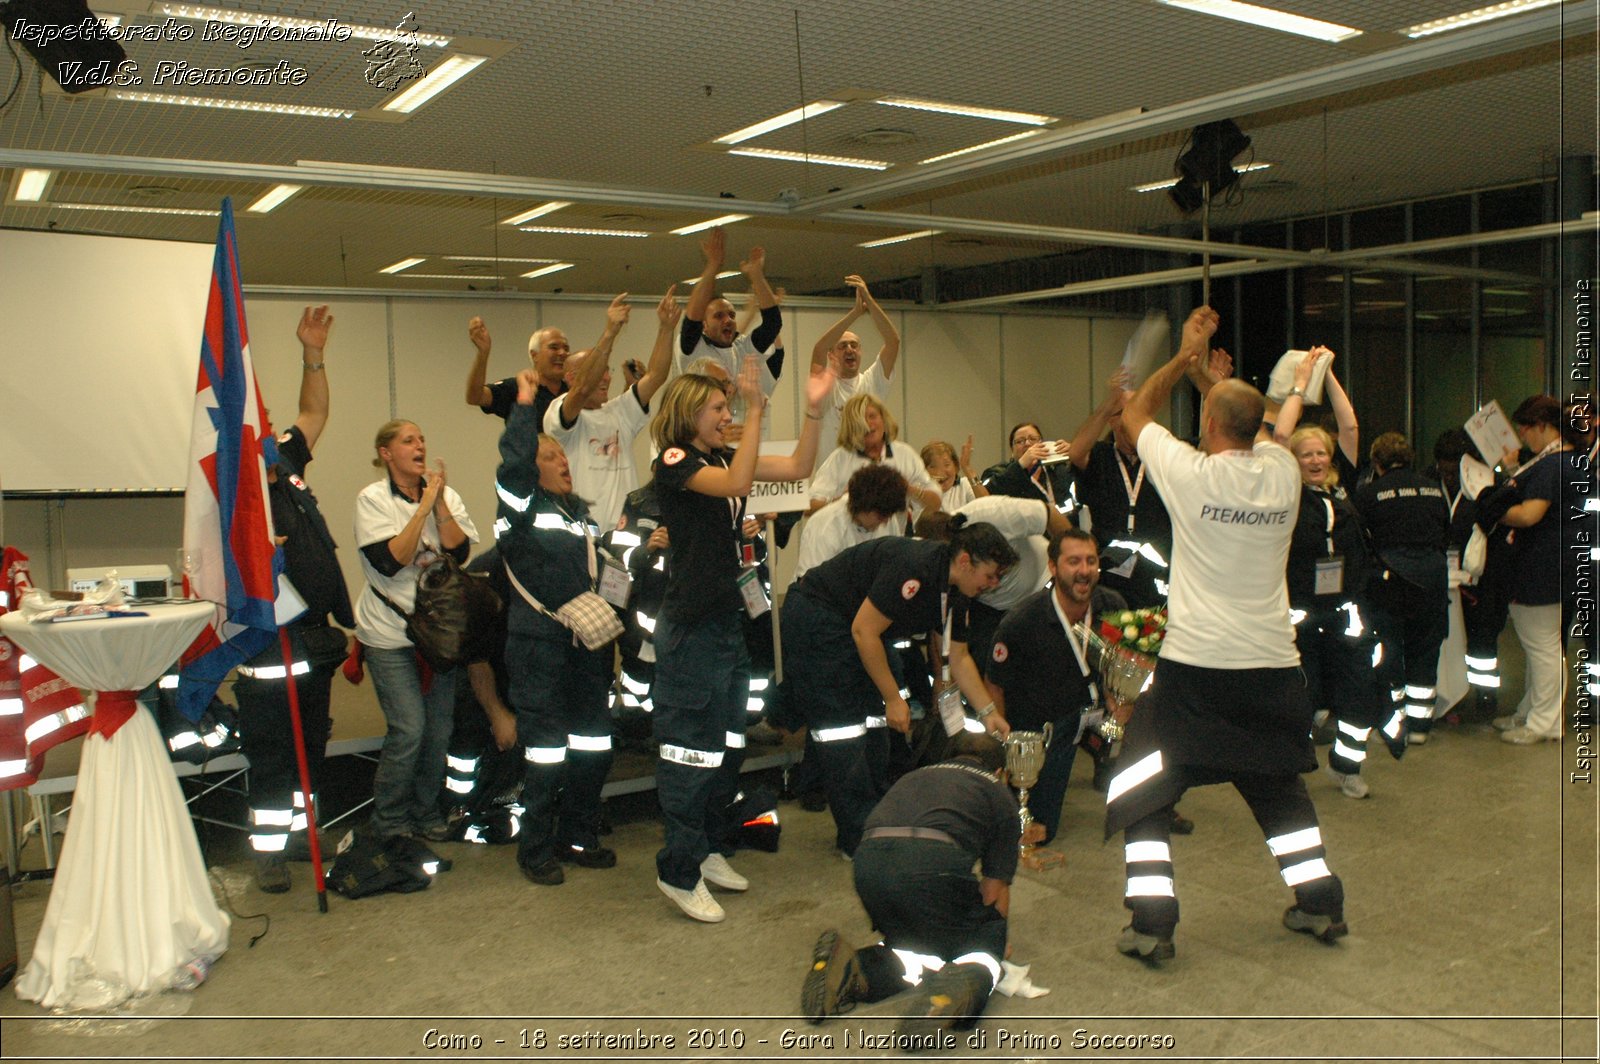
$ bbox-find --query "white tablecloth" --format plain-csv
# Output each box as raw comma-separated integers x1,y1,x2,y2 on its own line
0,602,231,1009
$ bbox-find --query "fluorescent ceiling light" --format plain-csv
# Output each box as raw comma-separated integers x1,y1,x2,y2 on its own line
14,169,53,201
858,229,940,248
394,273,507,281
381,54,488,114
444,255,560,264
714,101,844,145
246,183,303,213
1155,0,1363,42
521,263,575,279
670,214,751,236
152,4,452,46
1482,286,1532,296
919,130,1043,165
683,270,742,283
111,90,354,119
379,257,426,274
51,202,215,216
500,201,571,225
1405,0,1565,37
517,225,650,237
1129,161,1271,191
727,147,890,170
876,96,1055,126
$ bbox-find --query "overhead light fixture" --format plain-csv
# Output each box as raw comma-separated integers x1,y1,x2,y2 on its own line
1130,161,1270,192
670,214,751,236
876,97,1055,126
727,147,890,170
381,54,488,114
1155,0,1363,42
395,273,506,281
50,202,215,217
110,90,354,119
444,255,560,264
521,263,575,279
517,225,650,237
379,257,426,274
683,270,742,283
13,168,53,201
1404,0,1564,37
858,229,940,248
714,101,845,145
918,131,1043,165
500,201,571,225
152,4,452,46
246,184,303,213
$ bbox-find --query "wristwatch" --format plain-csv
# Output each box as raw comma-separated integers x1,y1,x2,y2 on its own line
1288,385,1306,399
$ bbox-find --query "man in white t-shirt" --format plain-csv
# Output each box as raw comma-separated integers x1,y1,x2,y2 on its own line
810,275,900,452
1104,306,1347,966
543,290,677,530
678,226,784,397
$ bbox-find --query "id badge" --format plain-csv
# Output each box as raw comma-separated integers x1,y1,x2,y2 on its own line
1447,549,1460,572
598,556,633,608
936,686,965,737
1314,555,1345,596
737,565,770,618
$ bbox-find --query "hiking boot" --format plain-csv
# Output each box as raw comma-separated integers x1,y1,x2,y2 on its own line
1324,766,1370,799
1283,905,1348,943
1116,925,1175,965
559,844,617,868
519,857,564,886
657,877,724,923
1168,808,1195,835
896,963,991,1045
700,853,748,891
254,854,290,894
801,929,866,1024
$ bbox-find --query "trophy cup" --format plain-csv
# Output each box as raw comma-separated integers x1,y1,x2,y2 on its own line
1004,723,1064,869
1075,624,1158,742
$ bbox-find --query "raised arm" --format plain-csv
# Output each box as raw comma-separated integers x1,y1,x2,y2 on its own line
810,282,865,369
1069,366,1132,471
855,275,900,377
1271,348,1320,445
464,316,492,408
634,286,680,408
292,304,332,451
1123,307,1217,448
685,227,725,326
558,294,630,422
740,244,777,311
1321,352,1360,464
754,362,836,482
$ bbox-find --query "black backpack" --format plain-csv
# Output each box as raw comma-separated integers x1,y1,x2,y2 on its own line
325,829,440,898
375,556,503,671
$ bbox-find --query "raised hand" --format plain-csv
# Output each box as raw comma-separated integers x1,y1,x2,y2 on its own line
467,316,490,356
514,367,540,405
845,274,869,314
297,304,334,351
804,360,837,413
656,284,681,327
701,226,726,267
1181,306,1220,353
739,246,767,278
1293,347,1319,390
1207,347,1234,382
960,433,975,472
606,292,631,329
737,354,765,411
429,458,448,496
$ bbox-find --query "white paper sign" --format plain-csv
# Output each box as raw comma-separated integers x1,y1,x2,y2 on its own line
1464,401,1521,469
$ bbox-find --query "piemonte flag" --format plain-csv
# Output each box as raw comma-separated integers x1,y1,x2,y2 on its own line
178,197,282,722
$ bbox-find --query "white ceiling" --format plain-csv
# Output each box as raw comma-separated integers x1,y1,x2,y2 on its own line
0,0,1593,299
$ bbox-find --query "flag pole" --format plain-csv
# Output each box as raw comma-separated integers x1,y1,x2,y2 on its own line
279,627,327,913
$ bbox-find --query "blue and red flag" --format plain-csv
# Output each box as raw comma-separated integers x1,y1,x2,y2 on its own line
178,197,282,721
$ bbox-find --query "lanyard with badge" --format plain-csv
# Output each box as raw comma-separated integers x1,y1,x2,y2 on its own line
1312,492,1344,596
553,498,632,608
1051,590,1102,742
933,592,967,735
1116,451,1145,534
720,453,769,618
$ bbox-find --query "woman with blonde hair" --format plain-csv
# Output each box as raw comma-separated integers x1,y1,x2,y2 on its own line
353,419,479,843
648,356,834,923
808,393,940,523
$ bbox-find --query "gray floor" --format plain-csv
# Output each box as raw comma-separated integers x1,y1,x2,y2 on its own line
2,643,1597,1061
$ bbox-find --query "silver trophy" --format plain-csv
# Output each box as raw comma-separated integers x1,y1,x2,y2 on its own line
1004,723,1062,868
1075,623,1158,742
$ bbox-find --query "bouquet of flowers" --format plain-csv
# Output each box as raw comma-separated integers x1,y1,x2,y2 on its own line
1098,607,1168,657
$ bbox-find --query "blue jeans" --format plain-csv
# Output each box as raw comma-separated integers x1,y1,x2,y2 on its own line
365,644,456,838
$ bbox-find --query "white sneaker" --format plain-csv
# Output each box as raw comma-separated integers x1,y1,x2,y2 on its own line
1406,730,1428,746
700,853,749,892
1325,766,1370,799
1491,714,1524,732
1501,726,1560,745
658,877,725,923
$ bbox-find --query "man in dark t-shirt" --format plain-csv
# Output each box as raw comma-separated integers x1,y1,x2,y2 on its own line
801,733,1019,1043
464,315,569,424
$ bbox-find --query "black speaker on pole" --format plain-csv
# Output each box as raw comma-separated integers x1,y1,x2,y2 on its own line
1168,119,1252,215
1,0,127,94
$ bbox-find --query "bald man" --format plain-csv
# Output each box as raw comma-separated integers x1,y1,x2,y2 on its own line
1103,307,1347,965
810,274,900,453
465,317,570,426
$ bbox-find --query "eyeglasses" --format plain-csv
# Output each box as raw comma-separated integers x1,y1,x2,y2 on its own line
1012,434,1043,447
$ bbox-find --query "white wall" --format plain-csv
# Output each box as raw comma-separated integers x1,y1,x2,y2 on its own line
5,291,1149,604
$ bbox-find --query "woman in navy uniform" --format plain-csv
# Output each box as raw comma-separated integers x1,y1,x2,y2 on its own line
1273,349,1394,798
648,355,833,923
780,521,1018,858
494,401,619,884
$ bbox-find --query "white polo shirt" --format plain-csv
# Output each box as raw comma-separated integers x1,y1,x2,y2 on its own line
953,495,1050,612
794,494,895,579
353,479,479,650
809,442,940,536
1136,423,1299,669
543,384,652,531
